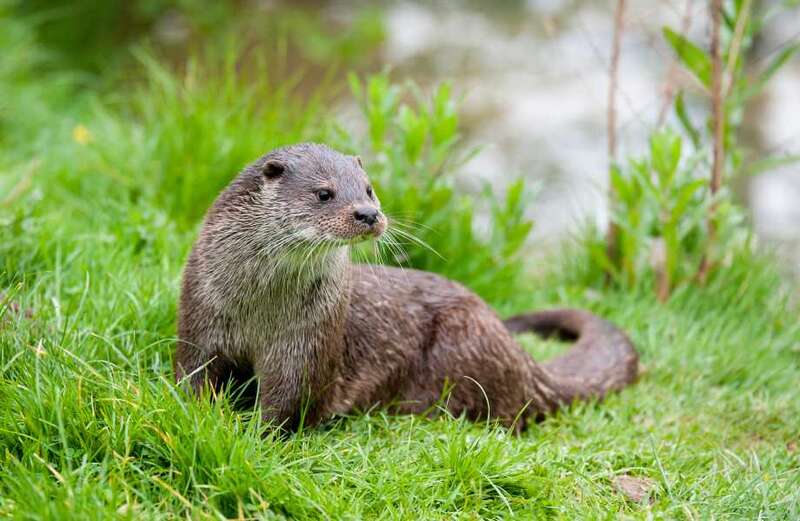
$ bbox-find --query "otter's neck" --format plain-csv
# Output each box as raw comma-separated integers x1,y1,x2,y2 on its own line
261,246,350,297
208,242,351,313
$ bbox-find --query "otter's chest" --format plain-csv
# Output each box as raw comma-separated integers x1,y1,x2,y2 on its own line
225,282,348,357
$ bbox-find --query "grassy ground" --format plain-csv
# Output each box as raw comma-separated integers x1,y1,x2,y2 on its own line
2,6,800,520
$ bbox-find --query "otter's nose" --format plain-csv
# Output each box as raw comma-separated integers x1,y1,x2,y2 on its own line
353,207,379,226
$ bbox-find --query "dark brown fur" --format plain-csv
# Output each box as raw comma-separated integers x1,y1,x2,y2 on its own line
175,143,638,431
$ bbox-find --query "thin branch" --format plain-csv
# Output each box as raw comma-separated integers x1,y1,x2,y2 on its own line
698,0,725,284
710,2,725,197
605,0,626,272
607,0,626,163
657,0,694,126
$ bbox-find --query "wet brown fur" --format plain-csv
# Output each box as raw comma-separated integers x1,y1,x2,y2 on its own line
175,143,638,432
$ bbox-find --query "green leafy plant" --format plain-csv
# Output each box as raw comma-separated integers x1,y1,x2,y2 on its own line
663,3,800,174
342,72,534,303
599,0,799,299
592,128,749,299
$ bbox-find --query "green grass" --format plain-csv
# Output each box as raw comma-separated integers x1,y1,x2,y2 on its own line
2,8,800,520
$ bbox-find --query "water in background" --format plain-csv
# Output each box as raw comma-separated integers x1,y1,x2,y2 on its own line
353,1,800,278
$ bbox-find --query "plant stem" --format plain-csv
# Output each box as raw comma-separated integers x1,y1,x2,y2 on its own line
698,0,725,283
605,0,626,274
606,0,625,163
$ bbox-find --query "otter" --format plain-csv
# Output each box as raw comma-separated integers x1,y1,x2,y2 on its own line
175,143,638,432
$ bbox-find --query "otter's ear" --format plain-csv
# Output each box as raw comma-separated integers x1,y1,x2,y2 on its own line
354,156,363,168
260,160,285,178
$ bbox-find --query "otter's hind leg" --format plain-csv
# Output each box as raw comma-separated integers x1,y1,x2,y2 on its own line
398,305,557,429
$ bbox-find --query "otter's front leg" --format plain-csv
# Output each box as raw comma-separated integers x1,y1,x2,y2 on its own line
254,360,319,431
174,341,238,396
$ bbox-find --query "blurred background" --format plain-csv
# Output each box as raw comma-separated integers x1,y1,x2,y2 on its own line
4,0,800,277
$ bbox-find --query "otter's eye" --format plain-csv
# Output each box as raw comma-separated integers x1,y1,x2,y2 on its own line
366,186,373,198
316,189,334,202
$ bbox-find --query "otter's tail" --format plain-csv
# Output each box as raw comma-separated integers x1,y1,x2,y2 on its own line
504,309,638,404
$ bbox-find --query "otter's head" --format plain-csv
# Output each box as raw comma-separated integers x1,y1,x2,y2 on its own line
250,143,386,247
